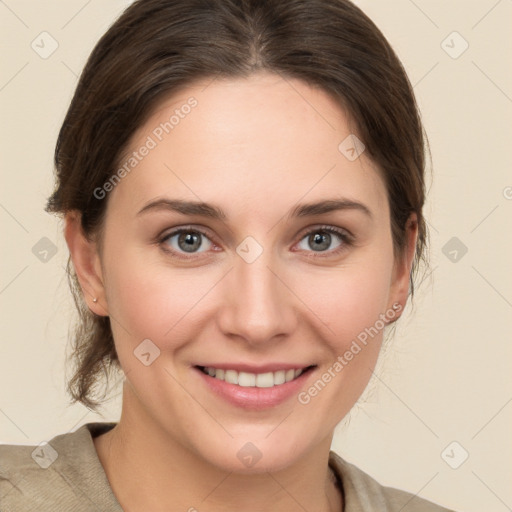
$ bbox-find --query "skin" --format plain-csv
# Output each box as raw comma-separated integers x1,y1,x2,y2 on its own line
65,71,417,512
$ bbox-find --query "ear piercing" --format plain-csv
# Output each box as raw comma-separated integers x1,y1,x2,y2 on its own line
92,298,98,303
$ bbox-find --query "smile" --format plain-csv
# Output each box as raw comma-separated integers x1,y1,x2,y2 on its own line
196,365,315,388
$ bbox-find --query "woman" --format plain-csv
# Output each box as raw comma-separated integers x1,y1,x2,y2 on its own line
0,0,457,510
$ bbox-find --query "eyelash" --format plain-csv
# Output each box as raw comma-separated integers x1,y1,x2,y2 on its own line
158,224,354,261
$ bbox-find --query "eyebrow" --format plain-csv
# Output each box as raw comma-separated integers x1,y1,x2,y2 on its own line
137,197,373,220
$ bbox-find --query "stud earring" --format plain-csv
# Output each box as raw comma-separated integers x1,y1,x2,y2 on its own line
92,298,98,303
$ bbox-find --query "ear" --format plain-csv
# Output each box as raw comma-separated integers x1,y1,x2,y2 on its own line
386,213,418,321
64,211,108,316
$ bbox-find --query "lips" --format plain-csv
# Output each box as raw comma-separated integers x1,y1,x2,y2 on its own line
193,364,317,410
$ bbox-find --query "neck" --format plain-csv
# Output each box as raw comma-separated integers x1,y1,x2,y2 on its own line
94,384,342,512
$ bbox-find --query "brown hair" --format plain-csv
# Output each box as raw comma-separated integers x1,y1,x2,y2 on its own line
46,0,430,411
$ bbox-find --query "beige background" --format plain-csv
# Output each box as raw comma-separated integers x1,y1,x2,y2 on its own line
1,1,511,511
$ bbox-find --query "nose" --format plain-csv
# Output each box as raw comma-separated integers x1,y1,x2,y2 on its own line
216,249,297,347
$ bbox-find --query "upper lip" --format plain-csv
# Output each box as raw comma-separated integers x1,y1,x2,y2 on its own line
194,363,316,373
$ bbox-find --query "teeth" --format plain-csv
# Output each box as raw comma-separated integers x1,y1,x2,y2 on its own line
225,369,238,385
274,370,286,385
238,372,256,387
201,366,308,387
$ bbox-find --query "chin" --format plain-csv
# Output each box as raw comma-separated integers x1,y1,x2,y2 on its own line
193,430,312,474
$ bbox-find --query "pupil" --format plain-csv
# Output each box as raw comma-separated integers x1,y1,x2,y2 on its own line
311,232,330,251
176,231,332,253
179,232,201,252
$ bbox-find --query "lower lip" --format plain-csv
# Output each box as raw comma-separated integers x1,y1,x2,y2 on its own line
193,366,316,410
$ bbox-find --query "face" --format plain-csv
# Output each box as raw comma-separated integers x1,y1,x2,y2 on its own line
74,71,414,473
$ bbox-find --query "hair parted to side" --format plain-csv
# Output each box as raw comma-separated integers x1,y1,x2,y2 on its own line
46,0,430,411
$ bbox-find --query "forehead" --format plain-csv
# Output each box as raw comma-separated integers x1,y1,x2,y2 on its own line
108,71,388,221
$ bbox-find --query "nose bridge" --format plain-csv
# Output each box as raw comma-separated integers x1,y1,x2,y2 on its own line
218,243,295,344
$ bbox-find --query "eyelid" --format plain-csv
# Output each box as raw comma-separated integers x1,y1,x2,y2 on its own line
158,223,354,259
159,223,213,237
158,225,219,257
296,223,354,241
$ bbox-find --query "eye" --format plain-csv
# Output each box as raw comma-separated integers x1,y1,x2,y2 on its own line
295,226,353,257
158,224,353,260
160,227,214,258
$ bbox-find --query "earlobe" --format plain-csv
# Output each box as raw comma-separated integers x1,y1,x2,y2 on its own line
64,211,108,316
387,213,418,319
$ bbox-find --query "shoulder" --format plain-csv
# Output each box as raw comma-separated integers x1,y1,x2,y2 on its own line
0,422,120,512
329,451,458,512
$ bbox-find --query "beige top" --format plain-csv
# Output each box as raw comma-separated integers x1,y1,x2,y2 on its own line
0,422,456,511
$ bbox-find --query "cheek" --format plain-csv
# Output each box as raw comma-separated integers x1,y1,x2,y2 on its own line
301,258,394,350
102,244,216,352
103,221,394,364
294,266,392,421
